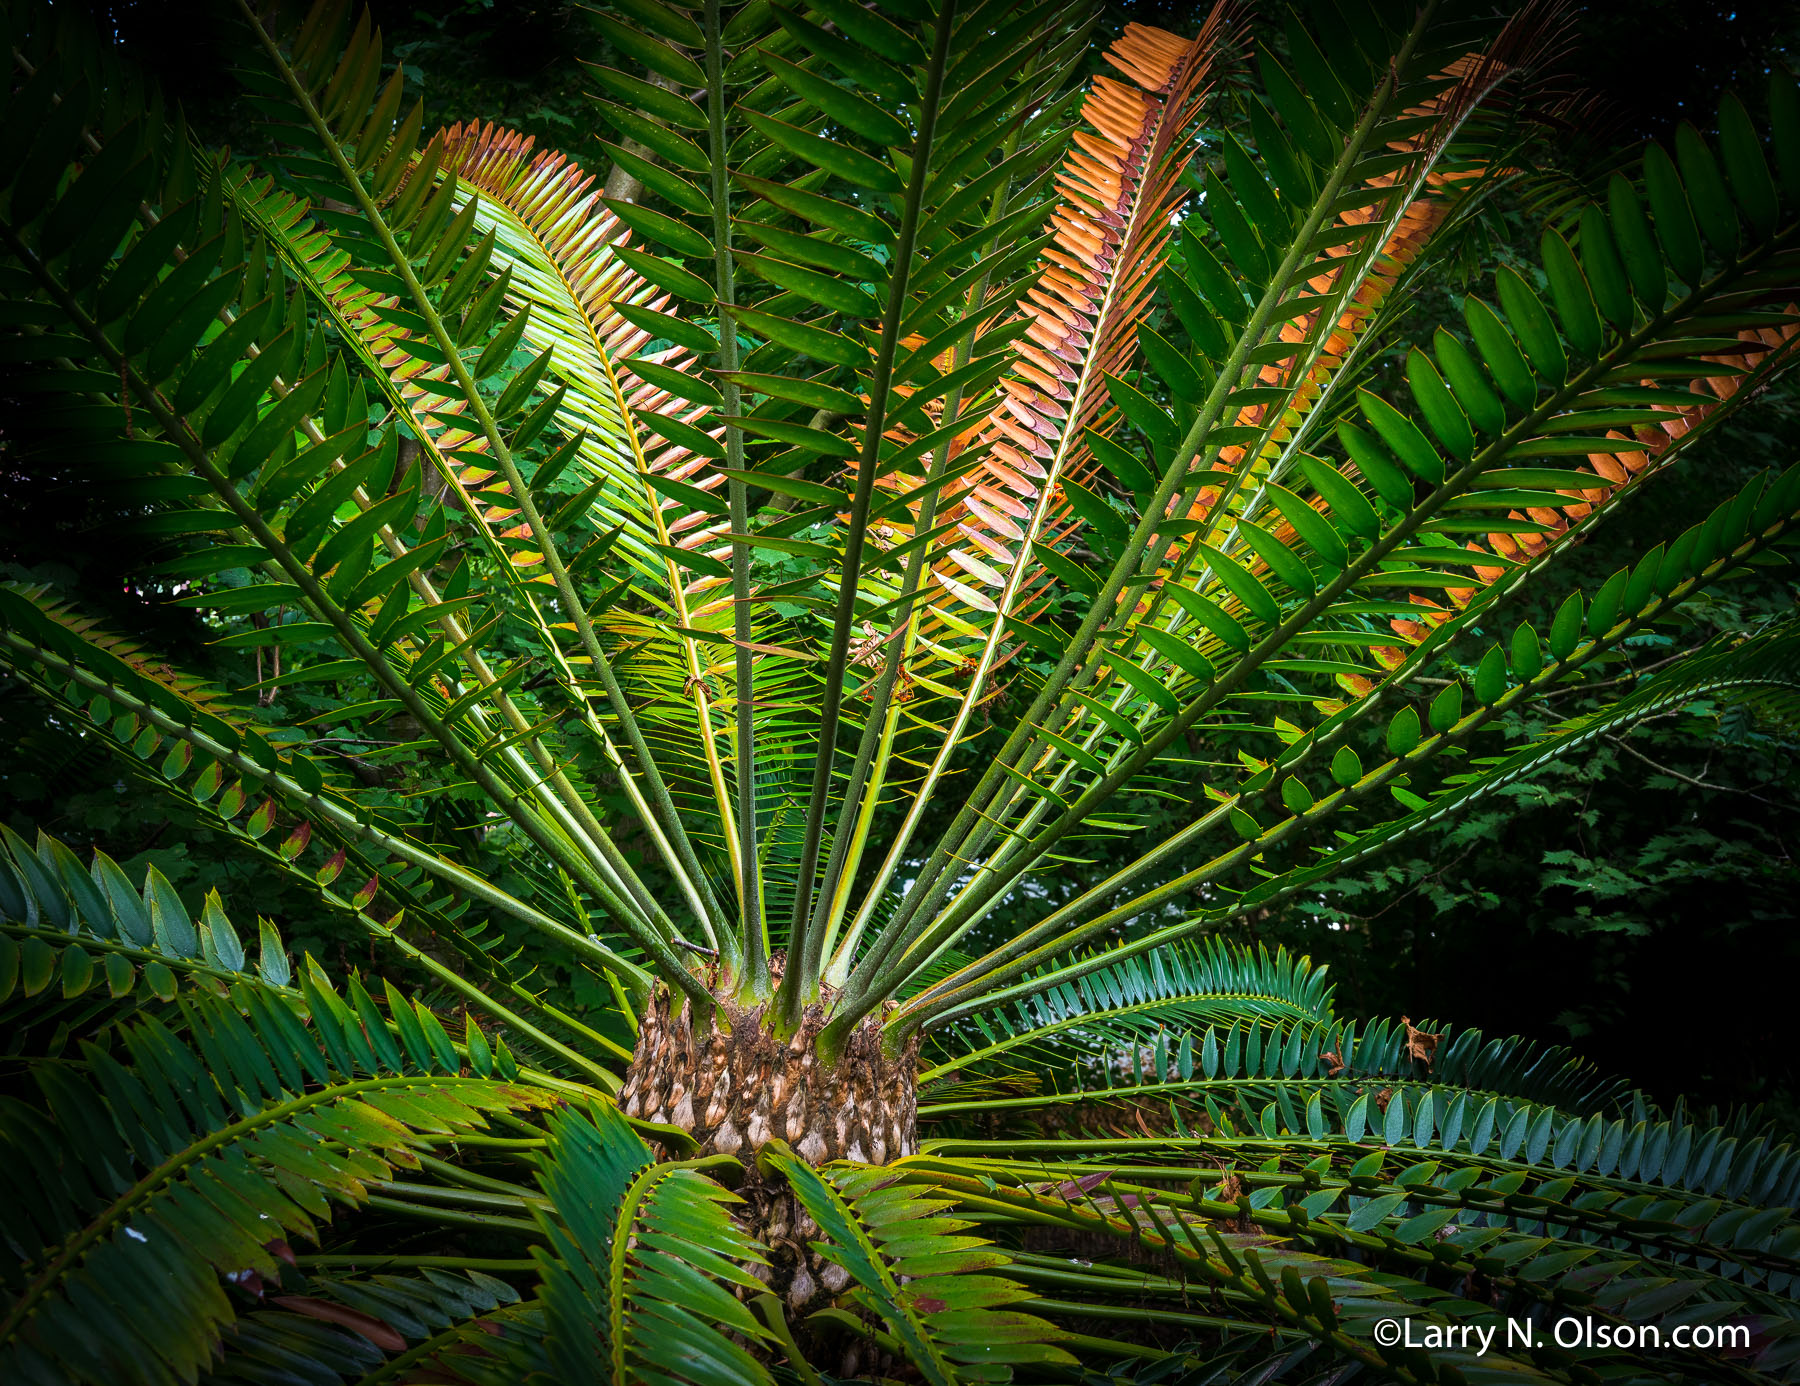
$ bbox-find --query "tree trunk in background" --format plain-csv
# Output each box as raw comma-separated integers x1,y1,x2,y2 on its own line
600,71,680,205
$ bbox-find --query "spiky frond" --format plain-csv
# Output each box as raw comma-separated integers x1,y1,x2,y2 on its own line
533,1103,776,1386
762,1142,1073,1383
0,961,548,1385
920,939,1333,1088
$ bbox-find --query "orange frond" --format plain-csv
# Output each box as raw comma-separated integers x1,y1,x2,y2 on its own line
882,8,1235,649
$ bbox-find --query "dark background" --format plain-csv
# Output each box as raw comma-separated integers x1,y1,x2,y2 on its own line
6,0,1799,1122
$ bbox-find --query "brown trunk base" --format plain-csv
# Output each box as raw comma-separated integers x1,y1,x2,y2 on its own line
617,965,919,1311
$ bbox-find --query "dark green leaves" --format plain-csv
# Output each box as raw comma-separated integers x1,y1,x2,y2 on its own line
1675,122,1738,257
1607,173,1668,308
1358,390,1444,485
1576,205,1634,331
1385,704,1420,756
606,199,713,260
1300,455,1379,539
1405,349,1472,460
1717,93,1779,236
590,12,704,85
764,52,910,145
1494,269,1566,385
1200,545,1281,626
741,111,903,193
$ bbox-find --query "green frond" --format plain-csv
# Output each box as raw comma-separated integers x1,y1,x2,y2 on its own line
920,939,1333,1086
902,450,1800,1031
0,584,654,1028
0,832,300,1070
912,1072,1800,1379
4,1,1800,1379
0,970,548,1385
532,1102,775,1386
440,122,732,590
1239,610,1800,909
762,1143,1074,1384
922,1010,1630,1141
853,8,1800,1033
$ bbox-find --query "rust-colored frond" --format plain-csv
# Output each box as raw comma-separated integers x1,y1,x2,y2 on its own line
436,121,729,588
1197,55,1506,526
300,133,546,572
1180,6,1575,558
881,11,1234,644
1341,314,1800,693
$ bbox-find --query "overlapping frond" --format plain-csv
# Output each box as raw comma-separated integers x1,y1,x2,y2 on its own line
913,1074,1800,1380
818,11,1233,989
434,119,775,875
534,1103,775,1386
439,120,731,587
901,446,1800,1036
1248,610,1800,903
922,1007,1629,1136
881,19,1233,618
872,19,1230,714
860,45,1800,1028
0,584,653,1029
763,1143,1074,1384
0,960,548,1386
920,939,1332,1087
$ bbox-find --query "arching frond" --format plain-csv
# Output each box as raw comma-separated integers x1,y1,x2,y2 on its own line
920,939,1333,1086
762,1142,1074,1384
532,1103,775,1386
0,968,549,1386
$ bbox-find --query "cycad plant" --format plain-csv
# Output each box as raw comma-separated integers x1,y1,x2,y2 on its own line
5,0,1800,1380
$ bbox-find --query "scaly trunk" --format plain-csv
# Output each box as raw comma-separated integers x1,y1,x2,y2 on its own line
618,971,919,1308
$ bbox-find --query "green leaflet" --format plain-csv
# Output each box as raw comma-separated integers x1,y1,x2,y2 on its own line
736,173,894,243
605,198,713,260
1198,545,1281,627
741,111,904,194
1404,348,1473,460
1642,142,1705,287
1493,269,1567,385
731,304,864,368
763,51,909,146
1462,295,1536,409
1298,455,1380,539
1358,389,1445,484
1675,122,1739,257
734,249,882,318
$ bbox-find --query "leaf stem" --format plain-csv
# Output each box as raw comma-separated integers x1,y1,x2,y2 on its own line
776,0,960,1031
705,0,766,994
